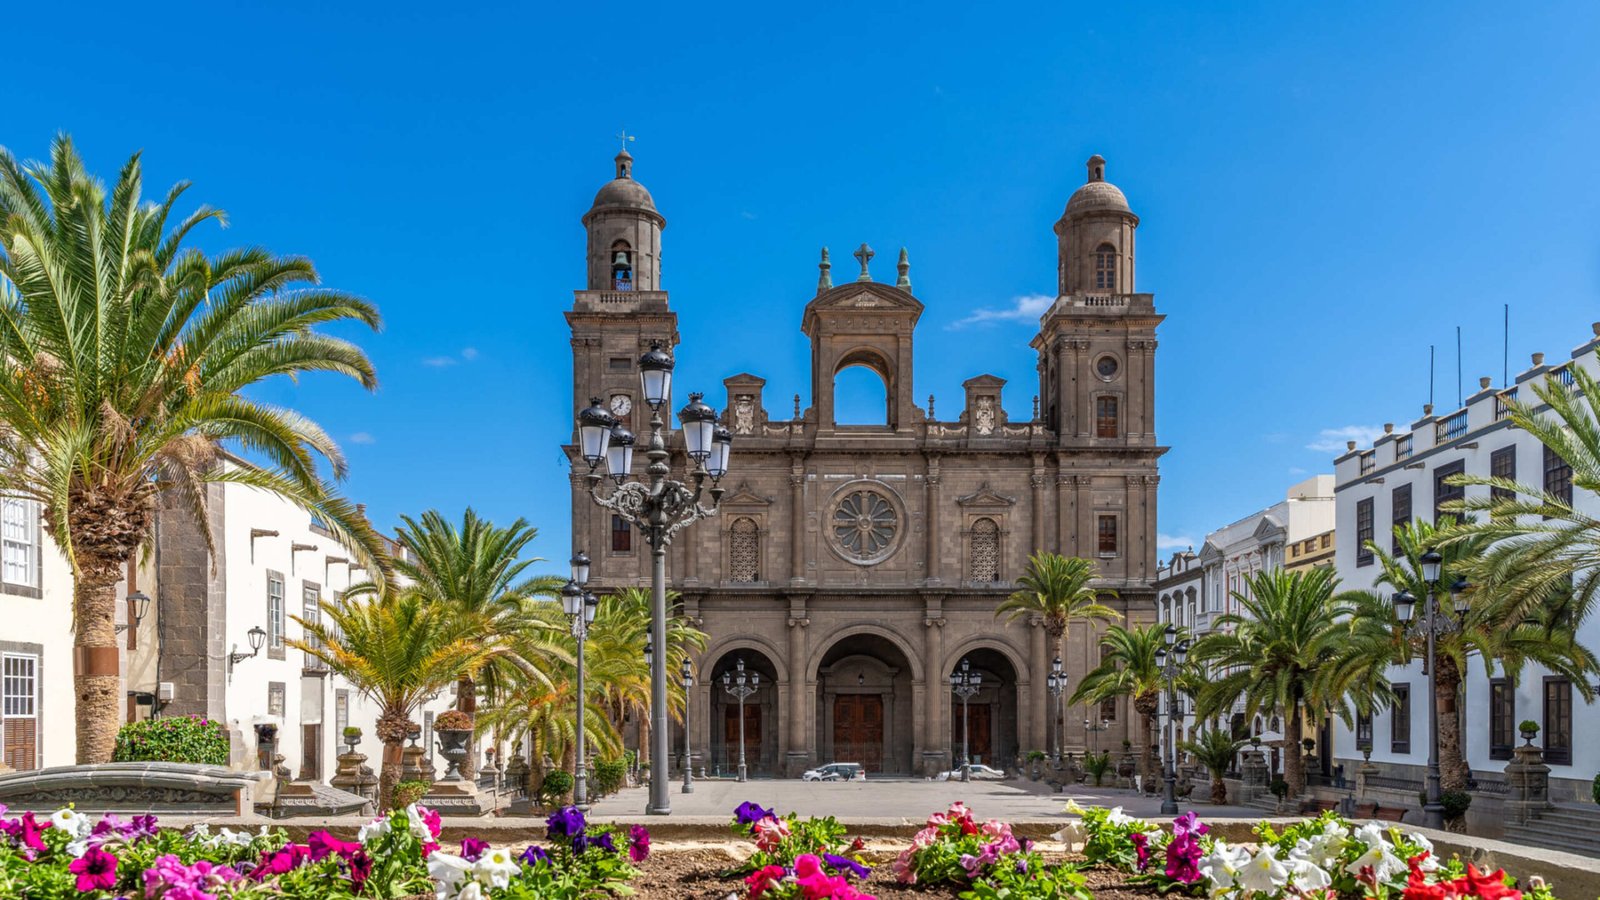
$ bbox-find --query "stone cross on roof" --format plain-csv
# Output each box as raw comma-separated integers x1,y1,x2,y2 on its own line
615,128,635,152
853,243,874,282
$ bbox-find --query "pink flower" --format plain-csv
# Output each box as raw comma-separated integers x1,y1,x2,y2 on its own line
981,819,1012,840
911,826,940,849
308,830,362,862
419,805,442,839
69,846,118,891
628,824,651,863
892,848,918,884
752,816,790,853
18,811,49,852
746,864,786,899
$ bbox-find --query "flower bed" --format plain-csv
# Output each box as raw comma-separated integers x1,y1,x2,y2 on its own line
0,799,1571,900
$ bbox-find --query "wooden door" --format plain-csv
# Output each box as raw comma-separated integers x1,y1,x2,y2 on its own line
723,703,761,772
832,694,884,772
301,724,322,781
951,701,992,765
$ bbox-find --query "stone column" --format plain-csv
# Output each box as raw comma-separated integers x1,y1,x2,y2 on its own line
1075,476,1094,556
1029,616,1048,753
921,608,947,776
1030,457,1047,555
1056,473,1073,555
785,609,811,776
924,453,942,584
1503,742,1553,824
789,455,807,584
1072,339,1091,438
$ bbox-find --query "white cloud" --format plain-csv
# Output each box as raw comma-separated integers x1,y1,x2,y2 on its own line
1287,466,1307,475
1157,533,1196,552
947,294,1055,329
461,347,479,361
740,211,757,220
349,432,375,445
1306,424,1385,453
422,356,458,368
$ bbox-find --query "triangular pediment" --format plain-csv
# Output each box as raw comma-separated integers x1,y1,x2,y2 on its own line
956,481,1016,508
1197,540,1223,563
807,282,924,313
720,481,772,507
1252,516,1286,542
962,374,1007,389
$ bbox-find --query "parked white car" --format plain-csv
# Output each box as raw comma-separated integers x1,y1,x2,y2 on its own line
801,762,865,782
932,764,1007,782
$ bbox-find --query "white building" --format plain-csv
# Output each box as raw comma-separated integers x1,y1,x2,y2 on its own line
2,496,80,771
1330,330,1600,803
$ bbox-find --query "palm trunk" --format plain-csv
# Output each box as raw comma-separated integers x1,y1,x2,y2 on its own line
1283,708,1305,796
1435,656,1469,791
457,674,477,781
1133,689,1162,791
72,563,124,764
1211,771,1229,805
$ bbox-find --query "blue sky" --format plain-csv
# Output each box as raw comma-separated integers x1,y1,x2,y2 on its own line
9,1,1600,571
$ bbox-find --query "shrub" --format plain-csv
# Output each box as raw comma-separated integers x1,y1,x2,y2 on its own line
1592,773,1599,805
1083,751,1113,786
111,715,229,765
591,757,627,798
343,726,361,738
393,779,430,809
1440,790,1472,821
541,769,574,805
1269,778,1289,799
434,708,473,731
1519,719,1539,735
1026,749,1047,763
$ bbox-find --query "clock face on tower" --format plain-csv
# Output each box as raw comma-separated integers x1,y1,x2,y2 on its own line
609,394,633,417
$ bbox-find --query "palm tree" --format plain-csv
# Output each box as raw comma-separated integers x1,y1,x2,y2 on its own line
384,508,567,777
1181,728,1245,805
1442,365,1600,626
0,137,385,763
996,552,1120,668
1340,518,1598,791
1070,623,1188,787
1189,567,1352,797
292,590,491,806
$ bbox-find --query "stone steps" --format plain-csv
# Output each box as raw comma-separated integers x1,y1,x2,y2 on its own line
1502,806,1600,859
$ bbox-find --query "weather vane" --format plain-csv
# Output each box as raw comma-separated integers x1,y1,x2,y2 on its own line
616,129,636,152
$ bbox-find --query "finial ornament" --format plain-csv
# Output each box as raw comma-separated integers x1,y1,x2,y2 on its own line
928,394,935,420
817,247,832,293
793,394,801,418
614,129,636,178
853,243,875,282
1086,154,1106,183
616,128,635,153
896,248,911,290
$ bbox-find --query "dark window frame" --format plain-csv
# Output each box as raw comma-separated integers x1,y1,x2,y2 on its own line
1433,460,1465,524
1355,498,1375,567
1490,446,1517,506
1093,243,1117,291
1489,678,1515,761
1097,514,1119,556
1543,676,1572,765
1544,446,1573,508
1095,395,1119,439
1390,683,1411,755
1391,484,1412,555
611,514,632,553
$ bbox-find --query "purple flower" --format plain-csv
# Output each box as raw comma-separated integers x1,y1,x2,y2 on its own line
571,832,590,855
130,814,161,839
520,844,551,867
628,825,651,863
734,801,775,828
69,846,118,891
91,813,128,838
822,853,871,880
591,831,616,854
1165,833,1203,884
460,837,490,861
545,806,586,840
253,843,309,877
1172,811,1209,839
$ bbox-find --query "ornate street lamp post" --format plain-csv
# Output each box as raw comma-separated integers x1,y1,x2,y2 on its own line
1085,715,1110,753
561,566,599,811
681,657,695,793
576,342,730,816
721,658,760,783
951,657,982,783
1389,548,1470,831
1046,656,1066,762
1154,625,1189,816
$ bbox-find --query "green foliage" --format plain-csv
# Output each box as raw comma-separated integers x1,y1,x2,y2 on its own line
1069,802,1159,870
112,715,229,765
1269,777,1289,799
540,769,574,805
959,857,1092,900
1439,790,1472,820
393,780,430,809
1182,728,1244,775
1592,772,1599,805
342,726,361,737
1519,719,1539,735
591,757,627,798
1082,751,1113,785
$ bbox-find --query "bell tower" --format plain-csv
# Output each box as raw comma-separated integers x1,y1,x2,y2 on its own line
567,150,677,584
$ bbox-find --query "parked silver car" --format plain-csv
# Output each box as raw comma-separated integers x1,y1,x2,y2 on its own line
932,764,1007,782
800,762,865,782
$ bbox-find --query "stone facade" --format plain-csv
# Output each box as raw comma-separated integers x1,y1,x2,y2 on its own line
567,152,1166,777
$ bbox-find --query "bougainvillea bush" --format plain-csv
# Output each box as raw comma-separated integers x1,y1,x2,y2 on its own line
0,802,647,900
1067,803,1563,900
728,801,876,899
111,714,231,765
893,802,1092,900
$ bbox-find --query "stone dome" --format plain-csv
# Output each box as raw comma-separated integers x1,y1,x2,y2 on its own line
590,150,658,213
1063,154,1133,217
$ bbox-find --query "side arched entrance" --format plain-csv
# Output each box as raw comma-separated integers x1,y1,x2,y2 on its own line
705,649,782,778
813,632,917,774
943,646,1021,772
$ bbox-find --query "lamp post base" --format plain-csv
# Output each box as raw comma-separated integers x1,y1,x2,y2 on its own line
682,780,694,793
737,764,748,783
646,804,671,816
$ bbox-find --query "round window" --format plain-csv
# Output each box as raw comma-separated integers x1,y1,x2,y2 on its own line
1095,356,1120,380
829,488,900,565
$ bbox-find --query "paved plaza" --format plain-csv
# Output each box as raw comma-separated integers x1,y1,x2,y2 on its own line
586,776,1264,822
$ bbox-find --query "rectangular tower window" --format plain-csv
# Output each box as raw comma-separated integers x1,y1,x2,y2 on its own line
608,357,631,372
1544,446,1573,508
1096,515,1118,556
1489,678,1514,761
1390,484,1411,554
611,515,632,553
1095,396,1119,438
1390,683,1411,754
1490,446,1517,507
302,583,325,671
1543,677,1572,765
1,497,39,590
2,653,39,771
1433,460,1465,523
1355,498,1375,567
267,574,286,658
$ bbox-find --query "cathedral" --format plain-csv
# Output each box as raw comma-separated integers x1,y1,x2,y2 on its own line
566,149,1164,777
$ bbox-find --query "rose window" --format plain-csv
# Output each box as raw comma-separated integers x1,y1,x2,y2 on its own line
831,489,899,563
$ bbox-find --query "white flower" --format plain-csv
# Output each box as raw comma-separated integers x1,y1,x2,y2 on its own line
1105,806,1135,827
429,852,473,892
1237,845,1289,895
1286,849,1333,892
1346,842,1405,882
189,822,212,838
49,808,92,839
472,846,520,889
455,882,485,900
1199,841,1251,896
1406,831,1439,871
358,816,392,845
407,804,433,840
216,827,256,847
64,839,88,859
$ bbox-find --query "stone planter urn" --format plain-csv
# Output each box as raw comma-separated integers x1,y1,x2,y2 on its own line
436,729,472,781
1520,725,1539,746
1117,753,1136,779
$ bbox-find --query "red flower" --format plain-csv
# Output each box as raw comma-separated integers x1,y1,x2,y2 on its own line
348,849,373,887
746,864,785,899
959,819,979,836
68,846,118,891
1462,864,1522,900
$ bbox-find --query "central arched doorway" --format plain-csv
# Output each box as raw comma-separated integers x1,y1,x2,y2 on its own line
944,647,1020,773
814,632,915,774
706,650,781,778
